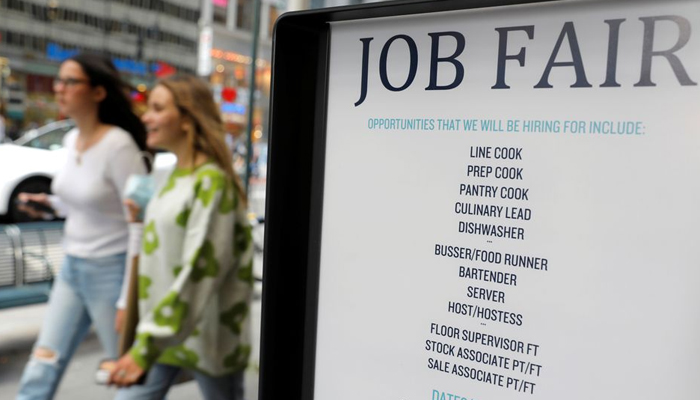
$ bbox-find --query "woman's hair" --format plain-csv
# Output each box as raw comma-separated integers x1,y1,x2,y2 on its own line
67,53,151,171
158,74,247,204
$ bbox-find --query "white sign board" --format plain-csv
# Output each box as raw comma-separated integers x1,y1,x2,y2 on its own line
315,0,700,399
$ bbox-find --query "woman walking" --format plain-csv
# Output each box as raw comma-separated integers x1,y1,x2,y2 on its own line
109,75,253,400
16,53,149,400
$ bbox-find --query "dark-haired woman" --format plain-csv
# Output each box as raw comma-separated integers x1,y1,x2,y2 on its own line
16,54,150,400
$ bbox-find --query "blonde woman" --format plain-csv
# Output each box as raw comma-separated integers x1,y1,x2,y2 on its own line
110,75,253,400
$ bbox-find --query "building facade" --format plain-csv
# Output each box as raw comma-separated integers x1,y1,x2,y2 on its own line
201,0,383,142
200,0,287,143
0,0,382,136
0,0,199,132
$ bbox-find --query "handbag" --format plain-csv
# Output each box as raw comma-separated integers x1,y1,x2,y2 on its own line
118,154,153,354
118,254,140,356
116,241,194,385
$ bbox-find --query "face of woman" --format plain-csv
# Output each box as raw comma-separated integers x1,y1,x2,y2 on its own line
141,85,186,151
54,60,100,118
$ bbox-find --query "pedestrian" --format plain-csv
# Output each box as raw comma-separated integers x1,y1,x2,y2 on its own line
109,75,254,400
15,53,150,400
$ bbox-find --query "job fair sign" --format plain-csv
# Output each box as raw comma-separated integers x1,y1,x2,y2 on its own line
313,0,700,399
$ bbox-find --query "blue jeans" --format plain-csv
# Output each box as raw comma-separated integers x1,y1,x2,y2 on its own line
115,364,244,400
16,253,126,400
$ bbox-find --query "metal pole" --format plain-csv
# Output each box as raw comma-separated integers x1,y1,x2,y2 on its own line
197,0,214,78
5,225,25,287
245,0,262,196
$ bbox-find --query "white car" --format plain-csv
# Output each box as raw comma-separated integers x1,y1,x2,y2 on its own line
0,120,175,222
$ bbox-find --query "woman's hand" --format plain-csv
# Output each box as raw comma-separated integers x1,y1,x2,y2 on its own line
17,193,52,219
123,199,142,223
109,353,145,387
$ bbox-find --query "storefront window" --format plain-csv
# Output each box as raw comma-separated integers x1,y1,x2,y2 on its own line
237,0,253,31
209,49,272,154
214,0,228,24
26,74,60,127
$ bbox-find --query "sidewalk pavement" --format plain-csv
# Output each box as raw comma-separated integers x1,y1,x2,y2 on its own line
0,294,262,399
0,304,204,399
0,304,45,354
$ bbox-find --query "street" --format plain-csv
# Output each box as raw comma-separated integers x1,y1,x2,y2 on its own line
0,291,262,399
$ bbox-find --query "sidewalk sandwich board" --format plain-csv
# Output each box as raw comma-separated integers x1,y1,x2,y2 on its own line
260,0,700,399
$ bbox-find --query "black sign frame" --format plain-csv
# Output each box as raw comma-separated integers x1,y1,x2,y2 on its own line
259,1,558,399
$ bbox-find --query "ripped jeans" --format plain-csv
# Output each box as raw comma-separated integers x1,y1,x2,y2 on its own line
16,253,126,400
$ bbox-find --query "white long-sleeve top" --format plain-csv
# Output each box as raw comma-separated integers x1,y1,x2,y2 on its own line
51,127,146,258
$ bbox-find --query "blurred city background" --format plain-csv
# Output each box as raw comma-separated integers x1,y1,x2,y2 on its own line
0,0,386,398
